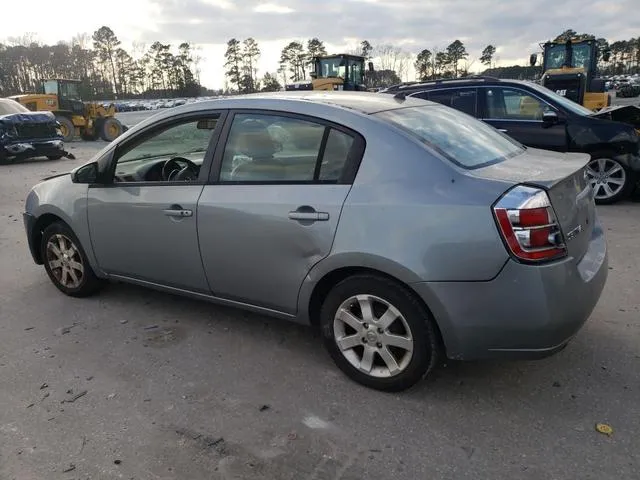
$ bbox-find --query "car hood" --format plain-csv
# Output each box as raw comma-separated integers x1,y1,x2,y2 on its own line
589,104,640,130
0,111,58,125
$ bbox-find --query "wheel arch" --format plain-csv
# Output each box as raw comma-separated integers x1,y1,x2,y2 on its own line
300,258,447,355
30,212,70,264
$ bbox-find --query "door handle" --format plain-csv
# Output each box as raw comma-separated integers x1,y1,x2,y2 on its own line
288,208,329,222
163,206,193,218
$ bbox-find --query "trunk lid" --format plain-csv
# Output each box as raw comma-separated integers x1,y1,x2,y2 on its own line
473,147,594,261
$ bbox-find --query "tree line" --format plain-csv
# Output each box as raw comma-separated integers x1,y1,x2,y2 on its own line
223,29,640,92
0,26,204,100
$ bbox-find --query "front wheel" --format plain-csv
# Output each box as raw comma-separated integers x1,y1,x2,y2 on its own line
320,274,440,392
41,222,104,297
586,157,635,204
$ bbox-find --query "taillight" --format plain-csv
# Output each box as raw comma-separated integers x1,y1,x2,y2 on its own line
493,185,567,263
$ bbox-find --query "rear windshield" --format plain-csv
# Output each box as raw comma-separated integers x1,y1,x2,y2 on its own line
374,105,525,169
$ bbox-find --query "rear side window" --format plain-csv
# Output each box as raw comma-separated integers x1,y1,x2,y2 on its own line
418,89,477,117
375,105,525,169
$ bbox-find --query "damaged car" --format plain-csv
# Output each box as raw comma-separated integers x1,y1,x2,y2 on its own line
0,98,73,163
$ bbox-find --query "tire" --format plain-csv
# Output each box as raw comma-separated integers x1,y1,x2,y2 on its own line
47,155,63,160
55,116,75,142
319,274,440,392
40,221,104,297
586,157,636,205
99,117,123,142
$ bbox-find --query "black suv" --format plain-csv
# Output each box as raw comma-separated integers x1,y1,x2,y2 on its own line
380,77,640,204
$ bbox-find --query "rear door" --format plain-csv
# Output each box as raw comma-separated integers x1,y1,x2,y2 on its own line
197,111,365,314
479,86,568,151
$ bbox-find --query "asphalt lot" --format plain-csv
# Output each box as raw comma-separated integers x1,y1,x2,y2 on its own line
0,141,639,480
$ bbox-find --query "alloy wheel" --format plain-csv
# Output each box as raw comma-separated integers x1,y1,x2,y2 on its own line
46,233,84,289
332,294,414,378
586,158,627,201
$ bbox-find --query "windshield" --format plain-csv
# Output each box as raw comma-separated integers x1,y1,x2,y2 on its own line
525,82,596,115
375,105,525,169
0,99,30,115
317,58,345,79
545,43,593,70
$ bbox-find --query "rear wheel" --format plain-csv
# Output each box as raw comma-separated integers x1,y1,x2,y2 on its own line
320,274,440,392
99,117,123,142
55,116,75,142
41,222,104,297
586,157,635,204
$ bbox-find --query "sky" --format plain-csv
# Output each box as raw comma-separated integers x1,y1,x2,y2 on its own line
2,0,638,89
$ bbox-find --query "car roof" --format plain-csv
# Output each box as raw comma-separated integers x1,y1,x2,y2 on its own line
159,91,431,116
384,77,537,93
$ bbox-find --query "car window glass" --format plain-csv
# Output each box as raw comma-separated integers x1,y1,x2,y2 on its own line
375,105,525,169
433,89,477,116
485,88,550,120
113,117,219,182
319,129,354,181
220,113,326,182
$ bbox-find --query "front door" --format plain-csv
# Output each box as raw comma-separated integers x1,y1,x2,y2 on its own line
480,86,568,151
198,111,364,314
87,112,224,292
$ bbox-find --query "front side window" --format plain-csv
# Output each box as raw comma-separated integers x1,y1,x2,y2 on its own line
375,105,525,169
219,113,354,183
113,116,219,182
485,88,551,120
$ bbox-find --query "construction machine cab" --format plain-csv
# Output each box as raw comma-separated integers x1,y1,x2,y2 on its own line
310,54,369,91
531,38,611,110
42,79,85,115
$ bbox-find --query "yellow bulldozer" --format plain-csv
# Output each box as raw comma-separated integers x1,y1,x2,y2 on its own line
530,38,611,111
9,79,125,142
285,54,374,92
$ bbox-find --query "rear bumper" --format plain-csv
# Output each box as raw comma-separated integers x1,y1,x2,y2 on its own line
1,139,64,161
413,219,608,360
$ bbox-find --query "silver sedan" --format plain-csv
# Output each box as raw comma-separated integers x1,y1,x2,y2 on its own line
22,92,608,391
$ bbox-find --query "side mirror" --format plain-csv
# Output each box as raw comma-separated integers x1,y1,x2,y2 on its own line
71,161,98,184
529,53,537,66
542,110,559,127
368,61,374,72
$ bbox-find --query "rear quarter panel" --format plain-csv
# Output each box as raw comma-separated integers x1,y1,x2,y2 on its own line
301,118,514,293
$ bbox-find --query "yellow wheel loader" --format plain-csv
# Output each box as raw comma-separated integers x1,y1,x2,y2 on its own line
285,54,373,91
9,79,125,142
530,38,611,111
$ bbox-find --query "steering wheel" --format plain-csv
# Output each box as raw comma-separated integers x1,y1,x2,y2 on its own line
162,157,199,182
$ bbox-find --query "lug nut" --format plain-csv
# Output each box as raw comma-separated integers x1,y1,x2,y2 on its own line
377,328,384,334
376,343,383,348
363,323,369,329
362,338,368,344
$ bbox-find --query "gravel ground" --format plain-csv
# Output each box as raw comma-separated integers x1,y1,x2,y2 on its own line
0,141,638,480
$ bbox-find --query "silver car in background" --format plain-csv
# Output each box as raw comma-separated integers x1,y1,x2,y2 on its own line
23,92,608,391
